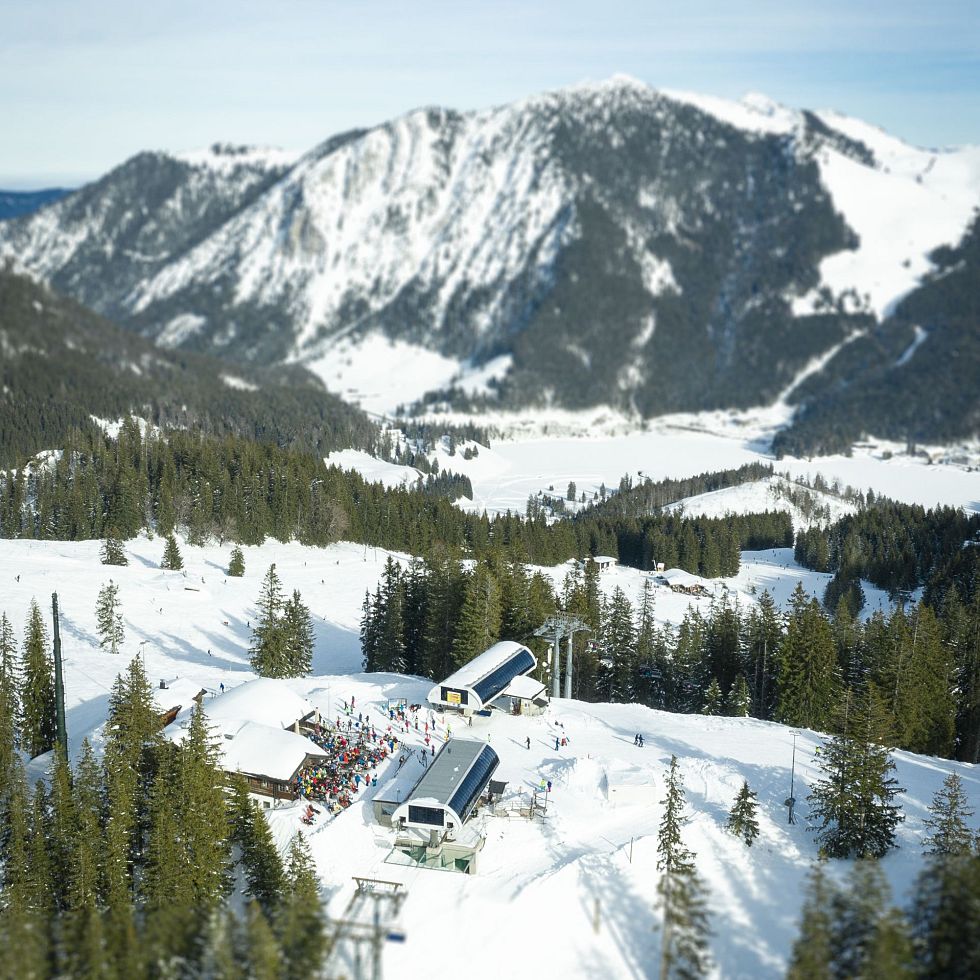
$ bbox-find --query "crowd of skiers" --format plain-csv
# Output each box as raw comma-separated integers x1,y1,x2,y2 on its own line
293,698,446,814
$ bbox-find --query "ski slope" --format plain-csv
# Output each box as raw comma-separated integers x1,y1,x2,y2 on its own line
0,535,972,978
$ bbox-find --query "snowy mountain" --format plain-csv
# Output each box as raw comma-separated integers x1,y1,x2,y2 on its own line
2,79,978,449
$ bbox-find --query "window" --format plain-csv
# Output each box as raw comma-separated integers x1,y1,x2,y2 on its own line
471,648,535,705
408,805,444,827
448,745,500,823
441,687,468,705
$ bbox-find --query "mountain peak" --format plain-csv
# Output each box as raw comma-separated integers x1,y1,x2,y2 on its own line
172,143,299,172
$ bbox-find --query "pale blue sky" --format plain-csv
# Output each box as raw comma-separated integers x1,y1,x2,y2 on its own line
2,0,978,187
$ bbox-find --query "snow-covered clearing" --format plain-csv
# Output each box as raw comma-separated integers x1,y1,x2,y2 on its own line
663,476,857,529
325,449,423,489
329,418,979,518
0,533,963,978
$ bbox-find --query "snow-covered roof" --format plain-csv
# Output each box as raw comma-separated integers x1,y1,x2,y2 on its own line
375,753,429,804
203,678,315,731
150,677,206,713
218,720,326,782
502,674,546,701
428,641,537,710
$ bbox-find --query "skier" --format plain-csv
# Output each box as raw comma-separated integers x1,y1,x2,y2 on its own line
219,682,225,694
638,734,644,748
555,736,560,751
634,733,639,746
526,736,531,750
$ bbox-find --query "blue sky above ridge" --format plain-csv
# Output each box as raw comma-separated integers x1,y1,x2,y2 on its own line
2,0,977,187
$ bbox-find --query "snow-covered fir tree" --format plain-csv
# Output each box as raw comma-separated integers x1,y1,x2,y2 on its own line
96,580,125,655
227,546,245,578
701,677,723,715
161,533,183,571
656,754,712,979
808,689,905,859
727,780,760,846
922,773,975,857
100,530,128,566
727,675,751,717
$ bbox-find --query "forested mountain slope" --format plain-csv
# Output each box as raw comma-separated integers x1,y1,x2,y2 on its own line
0,270,376,466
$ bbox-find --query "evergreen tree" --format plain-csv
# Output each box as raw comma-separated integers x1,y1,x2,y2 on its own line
701,677,723,716
452,562,501,667
831,859,892,979
726,780,760,846
776,585,841,730
656,755,713,979
0,762,50,978
922,773,975,857
177,703,232,908
19,599,55,759
246,901,282,979
282,589,315,677
198,909,242,980
101,529,128,566
373,558,407,673
727,675,751,717
160,533,183,571
599,587,636,702
227,546,245,578
96,579,125,655
912,850,980,980
865,906,917,980
743,590,780,719
276,833,327,975
808,690,904,859
250,564,288,677
787,863,835,980
229,775,285,915
0,611,19,763
103,656,163,909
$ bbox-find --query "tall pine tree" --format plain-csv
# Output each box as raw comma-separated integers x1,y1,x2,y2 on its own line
96,579,125,655
19,599,55,759
656,755,712,979
808,690,904,859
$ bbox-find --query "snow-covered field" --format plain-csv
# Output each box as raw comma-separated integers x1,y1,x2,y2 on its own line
0,529,972,978
0,534,888,768
329,419,980,518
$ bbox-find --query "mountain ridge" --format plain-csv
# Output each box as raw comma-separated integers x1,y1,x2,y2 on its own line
2,77,978,452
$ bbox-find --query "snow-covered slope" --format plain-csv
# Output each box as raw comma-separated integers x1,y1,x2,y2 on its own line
3,78,976,436
325,425,980,519
1,534,972,979
664,475,858,529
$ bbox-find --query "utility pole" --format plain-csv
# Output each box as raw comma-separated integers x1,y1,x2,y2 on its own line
786,732,799,825
51,593,67,757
